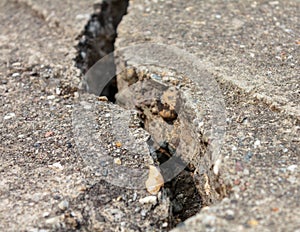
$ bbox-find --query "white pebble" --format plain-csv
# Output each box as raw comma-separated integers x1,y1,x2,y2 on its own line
162,222,168,228
45,216,60,225
4,112,16,120
47,95,56,100
254,139,261,148
12,73,20,77
139,196,157,205
58,200,69,211
287,164,297,173
42,212,50,218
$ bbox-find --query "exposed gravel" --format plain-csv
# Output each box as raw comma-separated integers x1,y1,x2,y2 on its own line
0,0,299,231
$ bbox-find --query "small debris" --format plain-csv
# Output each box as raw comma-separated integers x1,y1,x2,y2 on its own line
12,72,20,77
47,95,56,100
254,139,261,148
42,212,50,218
243,169,250,176
114,158,122,165
132,192,138,201
4,112,16,120
58,200,69,211
162,222,168,228
139,196,157,205
224,209,235,220
77,185,87,192
45,131,54,138
45,216,61,225
11,62,21,67
49,162,64,171
287,164,297,173
145,165,164,195
98,96,108,101
115,141,122,147
66,142,72,148
140,209,147,217
234,179,241,185
247,219,258,227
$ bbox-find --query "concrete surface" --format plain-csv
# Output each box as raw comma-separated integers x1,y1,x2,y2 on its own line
0,0,299,231
115,0,299,231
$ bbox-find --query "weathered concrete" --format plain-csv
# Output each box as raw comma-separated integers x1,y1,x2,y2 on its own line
115,0,300,231
0,0,299,231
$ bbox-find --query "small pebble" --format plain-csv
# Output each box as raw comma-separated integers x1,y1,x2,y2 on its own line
254,139,261,148
47,95,56,100
78,185,87,192
45,131,54,138
114,158,122,165
4,112,16,120
98,96,108,101
50,162,63,171
115,141,122,147
234,179,241,185
74,92,79,99
66,142,72,148
287,176,296,184
140,209,147,217
12,72,20,77
243,169,250,176
247,219,258,227
120,221,126,227
45,216,61,225
33,142,41,148
287,164,297,172
12,62,21,67
58,200,69,211
132,192,137,201
224,209,235,220
145,165,164,195
162,222,168,228
42,212,50,218
139,196,157,205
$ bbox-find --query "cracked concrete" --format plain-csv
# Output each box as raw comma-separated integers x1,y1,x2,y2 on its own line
115,0,299,231
0,0,299,231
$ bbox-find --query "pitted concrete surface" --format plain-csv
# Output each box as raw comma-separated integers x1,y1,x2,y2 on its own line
0,0,299,231
115,0,299,231
116,0,300,118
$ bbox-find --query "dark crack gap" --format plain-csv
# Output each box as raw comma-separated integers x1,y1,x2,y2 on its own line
75,0,129,102
74,0,226,230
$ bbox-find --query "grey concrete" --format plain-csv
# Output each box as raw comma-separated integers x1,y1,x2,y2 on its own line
115,0,300,231
0,0,299,231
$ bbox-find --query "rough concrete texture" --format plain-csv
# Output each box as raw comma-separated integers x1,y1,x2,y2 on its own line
0,0,299,232
115,0,300,231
